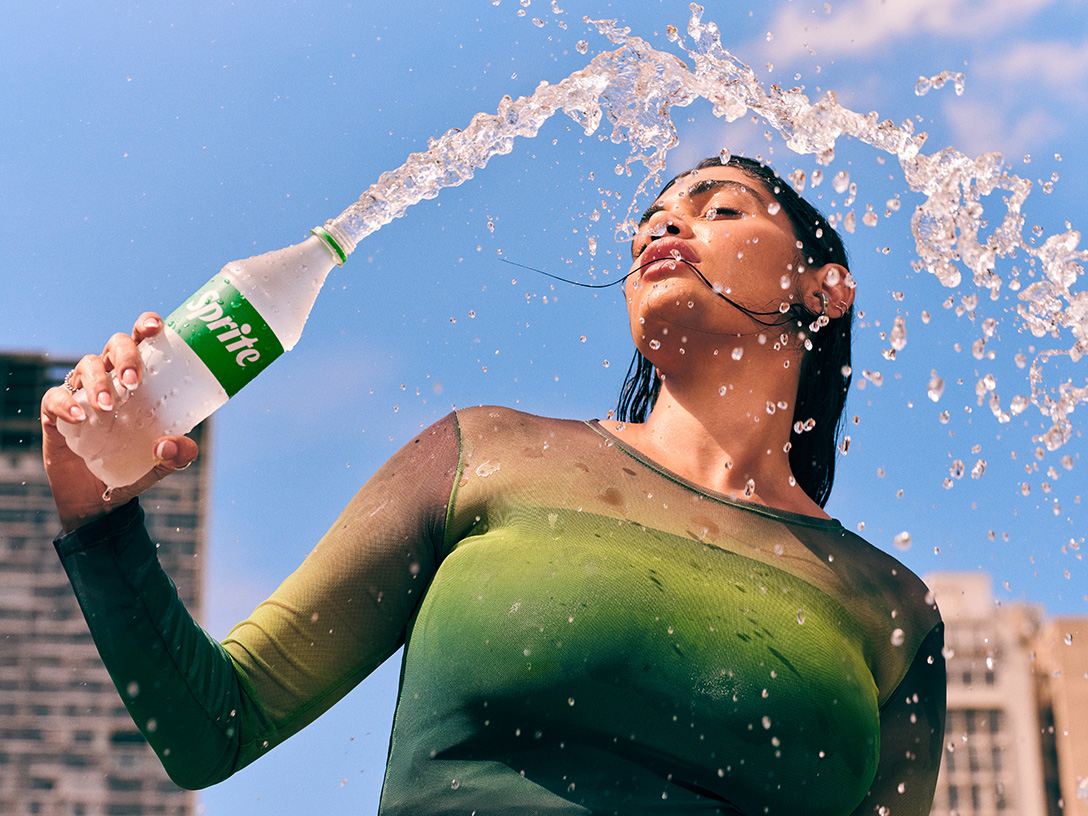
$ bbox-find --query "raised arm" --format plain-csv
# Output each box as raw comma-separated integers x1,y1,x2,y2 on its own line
53,406,462,789
852,623,947,816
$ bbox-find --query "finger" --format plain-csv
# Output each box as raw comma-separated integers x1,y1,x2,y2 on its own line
107,436,200,504
102,330,144,393
153,436,199,469
71,354,116,413
132,312,163,343
41,385,87,426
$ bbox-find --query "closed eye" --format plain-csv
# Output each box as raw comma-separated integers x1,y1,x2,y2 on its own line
703,207,742,220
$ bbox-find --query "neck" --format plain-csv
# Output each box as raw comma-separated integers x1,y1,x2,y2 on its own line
607,335,828,517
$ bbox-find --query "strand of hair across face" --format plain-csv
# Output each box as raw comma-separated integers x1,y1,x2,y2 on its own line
498,256,803,329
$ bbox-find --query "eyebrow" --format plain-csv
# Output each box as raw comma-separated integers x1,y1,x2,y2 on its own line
637,178,772,227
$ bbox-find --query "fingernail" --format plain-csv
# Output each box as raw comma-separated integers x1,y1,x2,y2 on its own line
143,317,160,330
70,406,86,421
97,392,114,411
121,368,139,390
155,440,168,460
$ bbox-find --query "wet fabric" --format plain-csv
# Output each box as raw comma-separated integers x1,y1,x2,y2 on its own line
56,407,945,815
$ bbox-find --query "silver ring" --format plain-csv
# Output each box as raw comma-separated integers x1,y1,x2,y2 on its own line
62,370,79,394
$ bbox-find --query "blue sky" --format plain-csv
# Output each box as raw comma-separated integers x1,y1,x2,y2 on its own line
4,1,1088,812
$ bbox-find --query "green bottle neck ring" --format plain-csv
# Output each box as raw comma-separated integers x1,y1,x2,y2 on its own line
311,226,347,266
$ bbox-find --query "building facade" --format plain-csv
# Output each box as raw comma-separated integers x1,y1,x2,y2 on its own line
928,572,1088,816
0,352,209,816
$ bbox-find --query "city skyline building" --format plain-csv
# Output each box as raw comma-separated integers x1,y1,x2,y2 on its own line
0,351,209,816
928,572,1088,816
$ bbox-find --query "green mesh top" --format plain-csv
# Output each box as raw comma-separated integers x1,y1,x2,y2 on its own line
55,407,945,815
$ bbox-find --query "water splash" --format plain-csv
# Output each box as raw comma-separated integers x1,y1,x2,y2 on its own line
322,3,1086,452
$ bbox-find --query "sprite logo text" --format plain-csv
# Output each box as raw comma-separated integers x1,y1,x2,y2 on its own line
185,297,263,366
167,273,284,397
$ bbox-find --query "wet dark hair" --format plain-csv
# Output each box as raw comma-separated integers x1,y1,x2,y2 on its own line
616,155,854,508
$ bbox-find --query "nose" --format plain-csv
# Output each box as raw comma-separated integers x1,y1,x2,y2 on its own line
644,206,694,241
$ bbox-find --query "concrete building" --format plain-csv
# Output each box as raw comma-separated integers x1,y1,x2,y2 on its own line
928,572,1088,816
0,352,209,816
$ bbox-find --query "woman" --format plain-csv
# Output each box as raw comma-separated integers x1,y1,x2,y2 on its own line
42,156,945,815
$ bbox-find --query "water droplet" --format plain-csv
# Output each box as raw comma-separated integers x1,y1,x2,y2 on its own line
927,373,945,402
889,316,907,351
731,347,744,361
890,628,905,646
451,779,461,790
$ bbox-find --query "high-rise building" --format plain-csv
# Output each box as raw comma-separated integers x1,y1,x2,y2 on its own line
927,572,1088,816
0,352,209,816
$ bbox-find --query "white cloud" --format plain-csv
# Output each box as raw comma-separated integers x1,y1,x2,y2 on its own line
670,115,770,173
759,0,1060,61
977,38,1088,100
941,97,1066,158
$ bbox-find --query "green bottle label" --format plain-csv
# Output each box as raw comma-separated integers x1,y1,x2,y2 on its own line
166,273,284,397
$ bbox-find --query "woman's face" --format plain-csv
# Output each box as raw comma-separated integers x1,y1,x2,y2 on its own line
625,165,804,354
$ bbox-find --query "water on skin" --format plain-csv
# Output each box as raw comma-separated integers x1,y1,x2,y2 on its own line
318,4,1085,453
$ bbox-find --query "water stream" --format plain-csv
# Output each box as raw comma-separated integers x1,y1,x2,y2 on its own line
322,4,1086,454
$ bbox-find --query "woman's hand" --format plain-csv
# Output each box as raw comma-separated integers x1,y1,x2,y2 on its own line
41,312,200,532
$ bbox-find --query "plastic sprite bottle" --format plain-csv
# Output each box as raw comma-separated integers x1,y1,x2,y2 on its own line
58,227,346,489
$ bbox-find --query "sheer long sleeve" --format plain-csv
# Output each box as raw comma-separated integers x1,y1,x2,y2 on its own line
54,412,461,789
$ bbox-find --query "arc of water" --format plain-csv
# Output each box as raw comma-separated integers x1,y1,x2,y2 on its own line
323,3,1086,451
